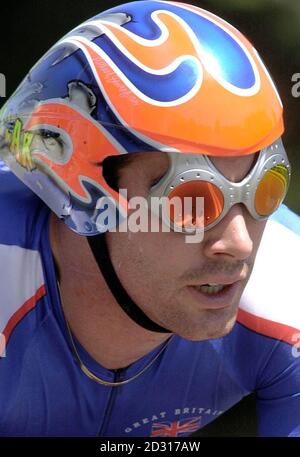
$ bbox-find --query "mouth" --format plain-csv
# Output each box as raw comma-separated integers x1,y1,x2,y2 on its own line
192,283,230,295
187,279,244,309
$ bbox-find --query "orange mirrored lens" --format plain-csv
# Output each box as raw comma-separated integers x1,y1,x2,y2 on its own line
255,165,289,216
168,180,224,229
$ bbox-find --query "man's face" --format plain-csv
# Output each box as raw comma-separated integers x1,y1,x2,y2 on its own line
105,152,266,341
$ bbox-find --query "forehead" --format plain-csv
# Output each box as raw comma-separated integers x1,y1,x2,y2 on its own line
210,154,256,182
119,151,256,182
120,151,168,170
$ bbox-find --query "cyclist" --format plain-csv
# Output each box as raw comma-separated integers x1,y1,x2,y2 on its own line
0,0,299,437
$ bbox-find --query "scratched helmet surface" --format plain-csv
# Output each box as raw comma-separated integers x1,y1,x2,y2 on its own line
0,0,284,235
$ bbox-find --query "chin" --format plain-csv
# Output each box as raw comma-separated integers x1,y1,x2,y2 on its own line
176,307,239,342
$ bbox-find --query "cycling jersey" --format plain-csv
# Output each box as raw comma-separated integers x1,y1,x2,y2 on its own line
0,164,299,437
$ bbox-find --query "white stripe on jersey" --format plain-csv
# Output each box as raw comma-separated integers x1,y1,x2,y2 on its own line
0,244,45,334
240,218,300,331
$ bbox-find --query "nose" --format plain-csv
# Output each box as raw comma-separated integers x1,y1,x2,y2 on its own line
203,205,253,261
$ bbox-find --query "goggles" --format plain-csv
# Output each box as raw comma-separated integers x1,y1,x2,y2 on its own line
148,138,291,233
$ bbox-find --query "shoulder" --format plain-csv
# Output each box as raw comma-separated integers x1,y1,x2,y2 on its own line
0,164,47,248
0,165,49,356
238,204,300,346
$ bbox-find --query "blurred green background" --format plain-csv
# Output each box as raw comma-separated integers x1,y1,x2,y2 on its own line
0,0,298,436
0,0,299,214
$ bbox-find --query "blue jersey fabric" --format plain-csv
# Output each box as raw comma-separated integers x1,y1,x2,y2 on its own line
0,169,300,437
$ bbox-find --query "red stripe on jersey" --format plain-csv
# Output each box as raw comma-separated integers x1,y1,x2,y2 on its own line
3,284,46,344
237,308,300,346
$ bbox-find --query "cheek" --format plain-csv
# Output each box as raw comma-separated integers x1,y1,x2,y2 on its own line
247,218,267,255
107,230,172,277
105,229,193,301
106,231,165,308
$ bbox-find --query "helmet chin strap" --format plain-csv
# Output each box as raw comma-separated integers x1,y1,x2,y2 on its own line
87,234,172,334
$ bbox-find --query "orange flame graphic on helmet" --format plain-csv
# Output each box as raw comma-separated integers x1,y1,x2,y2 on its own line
24,101,127,209
63,10,283,154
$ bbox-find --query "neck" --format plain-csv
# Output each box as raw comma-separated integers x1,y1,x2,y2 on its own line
49,214,171,370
